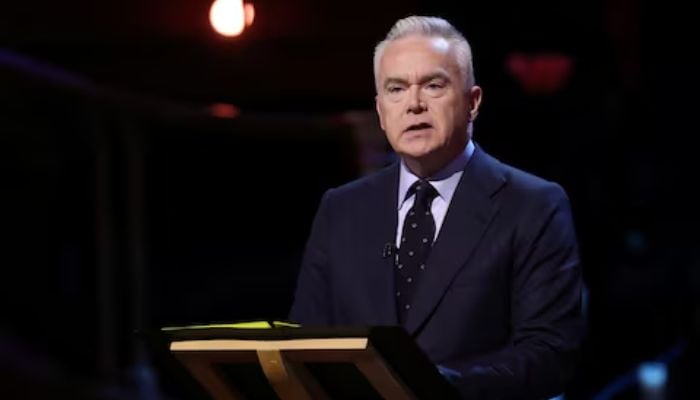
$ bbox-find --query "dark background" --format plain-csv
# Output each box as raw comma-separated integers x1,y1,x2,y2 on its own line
1,0,698,399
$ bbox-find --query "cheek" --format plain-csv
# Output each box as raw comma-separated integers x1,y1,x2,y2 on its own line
430,109,453,135
385,119,404,143
432,102,464,135
387,113,403,132
384,107,402,125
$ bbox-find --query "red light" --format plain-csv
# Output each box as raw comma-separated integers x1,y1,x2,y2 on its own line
210,0,255,37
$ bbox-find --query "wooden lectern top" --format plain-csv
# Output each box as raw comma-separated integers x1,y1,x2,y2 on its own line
149,324,459,400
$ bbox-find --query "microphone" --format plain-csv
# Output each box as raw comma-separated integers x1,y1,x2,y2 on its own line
382,242,397,259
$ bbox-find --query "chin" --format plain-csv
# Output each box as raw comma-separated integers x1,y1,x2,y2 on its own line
396,137,432,153
398,146,437,161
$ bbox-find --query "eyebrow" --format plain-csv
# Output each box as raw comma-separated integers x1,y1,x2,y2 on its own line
382,72,452,89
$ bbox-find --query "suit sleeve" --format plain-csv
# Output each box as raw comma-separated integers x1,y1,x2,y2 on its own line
288,189,335,325
445,184,585,400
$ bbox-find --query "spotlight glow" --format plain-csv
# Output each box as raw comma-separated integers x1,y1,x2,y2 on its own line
210,0,254,37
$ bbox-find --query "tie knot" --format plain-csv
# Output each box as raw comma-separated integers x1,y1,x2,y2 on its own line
407,180,438,207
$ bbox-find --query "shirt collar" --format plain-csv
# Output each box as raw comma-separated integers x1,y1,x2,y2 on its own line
398,140,474,209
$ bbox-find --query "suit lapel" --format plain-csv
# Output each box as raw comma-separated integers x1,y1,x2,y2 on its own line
360,164,400,325
404,145,507,334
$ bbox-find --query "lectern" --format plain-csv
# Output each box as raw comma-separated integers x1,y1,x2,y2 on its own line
152,323,459,400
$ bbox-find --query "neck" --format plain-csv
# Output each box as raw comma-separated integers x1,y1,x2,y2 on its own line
403,158,443,179
403,140,468,178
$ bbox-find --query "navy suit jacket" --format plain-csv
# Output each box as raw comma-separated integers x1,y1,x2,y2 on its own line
289,144,584,399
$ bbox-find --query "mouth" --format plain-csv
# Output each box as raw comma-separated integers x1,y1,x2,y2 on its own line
404,122,433,133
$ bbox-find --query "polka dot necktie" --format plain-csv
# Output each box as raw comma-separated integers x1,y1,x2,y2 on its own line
395,180,438,323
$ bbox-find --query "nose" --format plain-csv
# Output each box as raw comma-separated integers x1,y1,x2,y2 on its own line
406,84,425,113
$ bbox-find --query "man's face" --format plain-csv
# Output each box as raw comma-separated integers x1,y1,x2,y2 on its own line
375,35,481,171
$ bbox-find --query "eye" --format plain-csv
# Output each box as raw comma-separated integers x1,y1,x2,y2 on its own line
426,81,446,90
387,86,405,94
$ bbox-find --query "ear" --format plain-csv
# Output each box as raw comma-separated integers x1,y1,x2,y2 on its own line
467,85,483,121
375,95,386,130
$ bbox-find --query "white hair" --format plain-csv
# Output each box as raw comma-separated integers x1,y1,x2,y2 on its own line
373,16,475,91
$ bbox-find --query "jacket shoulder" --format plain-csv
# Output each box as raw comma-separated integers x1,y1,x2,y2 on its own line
325,163,398,199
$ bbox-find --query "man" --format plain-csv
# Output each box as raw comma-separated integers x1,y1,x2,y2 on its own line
290,16,584,399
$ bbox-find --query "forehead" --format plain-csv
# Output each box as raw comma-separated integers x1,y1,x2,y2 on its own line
379,35,459,77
